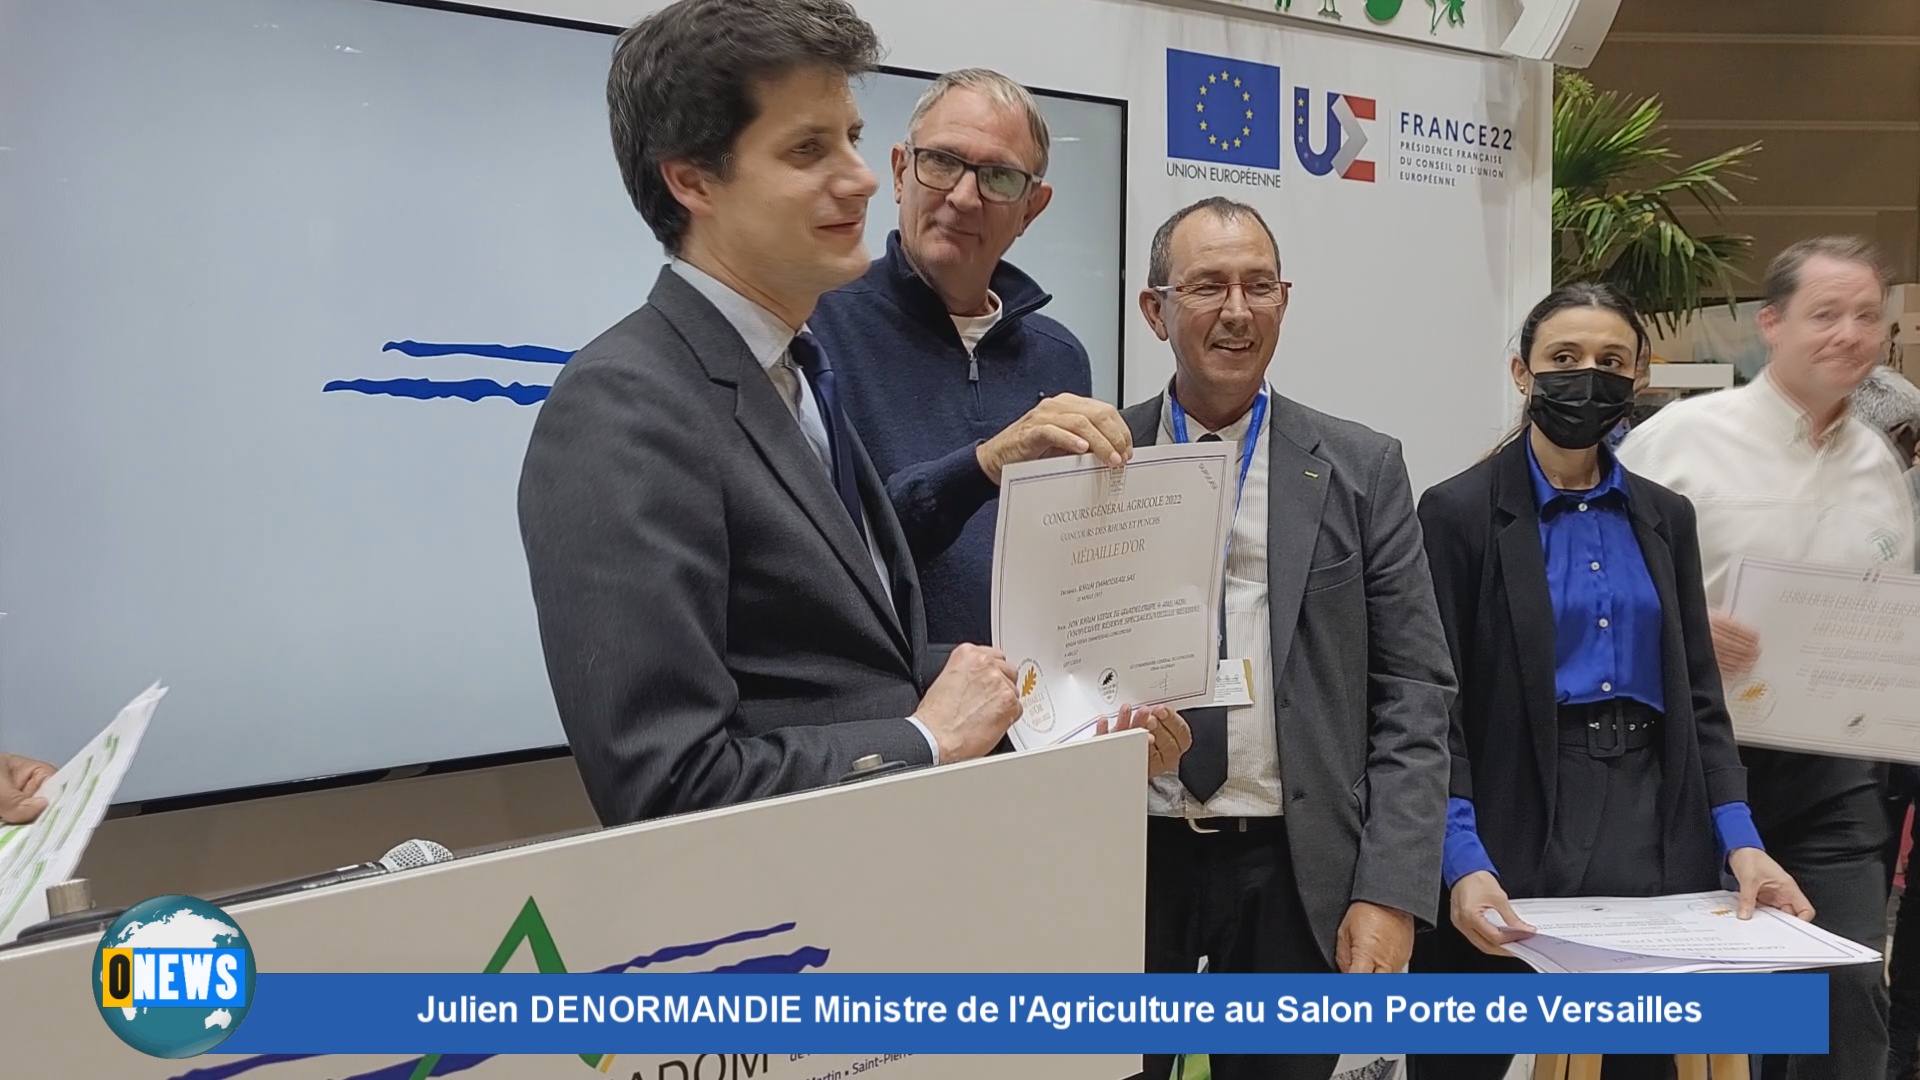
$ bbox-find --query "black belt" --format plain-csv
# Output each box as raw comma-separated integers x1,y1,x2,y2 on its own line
1149,814,1284,839
1558,699,1661,759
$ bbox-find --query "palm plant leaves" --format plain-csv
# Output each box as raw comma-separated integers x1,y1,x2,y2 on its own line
1553,71,1761,335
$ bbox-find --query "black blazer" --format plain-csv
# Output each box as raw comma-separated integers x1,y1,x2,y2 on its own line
517,267,935,827
1414,434,1747,898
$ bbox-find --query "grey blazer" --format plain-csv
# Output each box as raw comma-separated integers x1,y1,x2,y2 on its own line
518,267,934,827
1123,391,1457,958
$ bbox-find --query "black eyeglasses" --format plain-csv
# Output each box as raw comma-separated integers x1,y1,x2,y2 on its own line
905,144,1040,204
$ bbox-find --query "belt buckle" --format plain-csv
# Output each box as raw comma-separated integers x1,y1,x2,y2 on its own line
1587,703,1625,759
1186,816,1220,834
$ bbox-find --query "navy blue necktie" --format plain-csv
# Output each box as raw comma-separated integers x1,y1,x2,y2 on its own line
1179,432,1231,803
788,332,866,545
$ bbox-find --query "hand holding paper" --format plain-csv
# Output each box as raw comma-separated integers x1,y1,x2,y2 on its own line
976,393,1135,483
1094,704,1192,776
1728,848,1814,921
1450,871,1534,957
1707,609,1761,677
0,754,55,824
1492,891,1879,974
0,684,164,943
913,644,1021,762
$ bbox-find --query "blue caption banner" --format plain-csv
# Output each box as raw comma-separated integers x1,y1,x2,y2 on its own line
216,974,1829,1055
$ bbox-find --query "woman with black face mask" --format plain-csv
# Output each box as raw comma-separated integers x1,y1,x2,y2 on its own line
1404,285,1812,1080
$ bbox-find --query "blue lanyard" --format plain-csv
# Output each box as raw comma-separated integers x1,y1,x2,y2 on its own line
1170,386,1266,659
1169,385,1268,535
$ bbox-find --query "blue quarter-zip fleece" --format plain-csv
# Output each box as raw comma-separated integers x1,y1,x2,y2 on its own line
809,231,1094,646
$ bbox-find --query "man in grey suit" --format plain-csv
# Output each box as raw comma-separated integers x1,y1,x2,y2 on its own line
1126,198,1455,1080
518,0,1030,826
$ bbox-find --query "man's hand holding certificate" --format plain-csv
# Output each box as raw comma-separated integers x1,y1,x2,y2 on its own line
991,443,1233,750
1722,554,1920,763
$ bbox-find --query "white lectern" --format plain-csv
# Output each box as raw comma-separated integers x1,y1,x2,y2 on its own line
0,735,1149,1079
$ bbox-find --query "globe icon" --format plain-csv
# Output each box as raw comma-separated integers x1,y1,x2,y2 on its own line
93,894,256,1058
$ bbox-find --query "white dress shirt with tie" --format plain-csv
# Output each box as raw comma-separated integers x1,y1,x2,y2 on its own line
669,260,941,760
1147,388,1285,819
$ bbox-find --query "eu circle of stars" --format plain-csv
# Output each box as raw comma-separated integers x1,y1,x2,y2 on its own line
1194,69,1256,155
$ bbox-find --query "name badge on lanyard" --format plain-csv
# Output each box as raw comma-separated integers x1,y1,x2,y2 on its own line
1169,385,1267,709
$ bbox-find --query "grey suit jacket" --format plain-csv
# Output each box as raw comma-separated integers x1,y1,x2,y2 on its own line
1124,391,1456,959
518,267,935,827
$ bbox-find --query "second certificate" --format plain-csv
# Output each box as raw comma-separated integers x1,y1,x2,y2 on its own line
990,442,1234,751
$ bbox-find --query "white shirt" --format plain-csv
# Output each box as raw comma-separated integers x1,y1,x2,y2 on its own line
949,291,1003,355
1147,388,1284,818
670,261,942,762
1616,368,1918,606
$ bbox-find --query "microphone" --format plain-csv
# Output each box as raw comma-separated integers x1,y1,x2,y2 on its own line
4,839,457,950
204,838,456,908
371,838,456,871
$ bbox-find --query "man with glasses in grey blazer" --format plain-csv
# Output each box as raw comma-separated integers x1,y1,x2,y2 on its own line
1122,196,1454,1080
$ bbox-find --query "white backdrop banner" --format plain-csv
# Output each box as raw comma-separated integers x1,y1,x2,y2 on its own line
1118,2,1539,494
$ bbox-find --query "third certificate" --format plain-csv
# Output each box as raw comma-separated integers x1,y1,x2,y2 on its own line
1723,555,1920,763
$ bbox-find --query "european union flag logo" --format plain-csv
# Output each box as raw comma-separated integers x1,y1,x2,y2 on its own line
1166,49,1282,170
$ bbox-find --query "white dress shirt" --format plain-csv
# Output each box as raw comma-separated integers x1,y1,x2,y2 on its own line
1617,368,1918,606
669,261,941,761
1147,387,1285,818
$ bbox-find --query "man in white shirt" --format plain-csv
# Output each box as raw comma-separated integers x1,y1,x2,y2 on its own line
1619,236,1915,1080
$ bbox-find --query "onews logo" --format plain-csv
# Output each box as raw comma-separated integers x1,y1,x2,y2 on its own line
94,894,256,1058
163,897,828,1080
1293,87,1377,182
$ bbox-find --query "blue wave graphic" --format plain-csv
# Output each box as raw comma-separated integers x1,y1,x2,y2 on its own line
324,340,576,405
706,945,831,974
601,922,803,973
177,1055,497,1080
171,1056,321,1080
169,922,828,1080
361,1054,496,1079
382,341,574,365
322,378,551,405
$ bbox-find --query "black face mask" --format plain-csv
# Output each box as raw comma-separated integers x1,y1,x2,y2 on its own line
1526,368,1637,450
